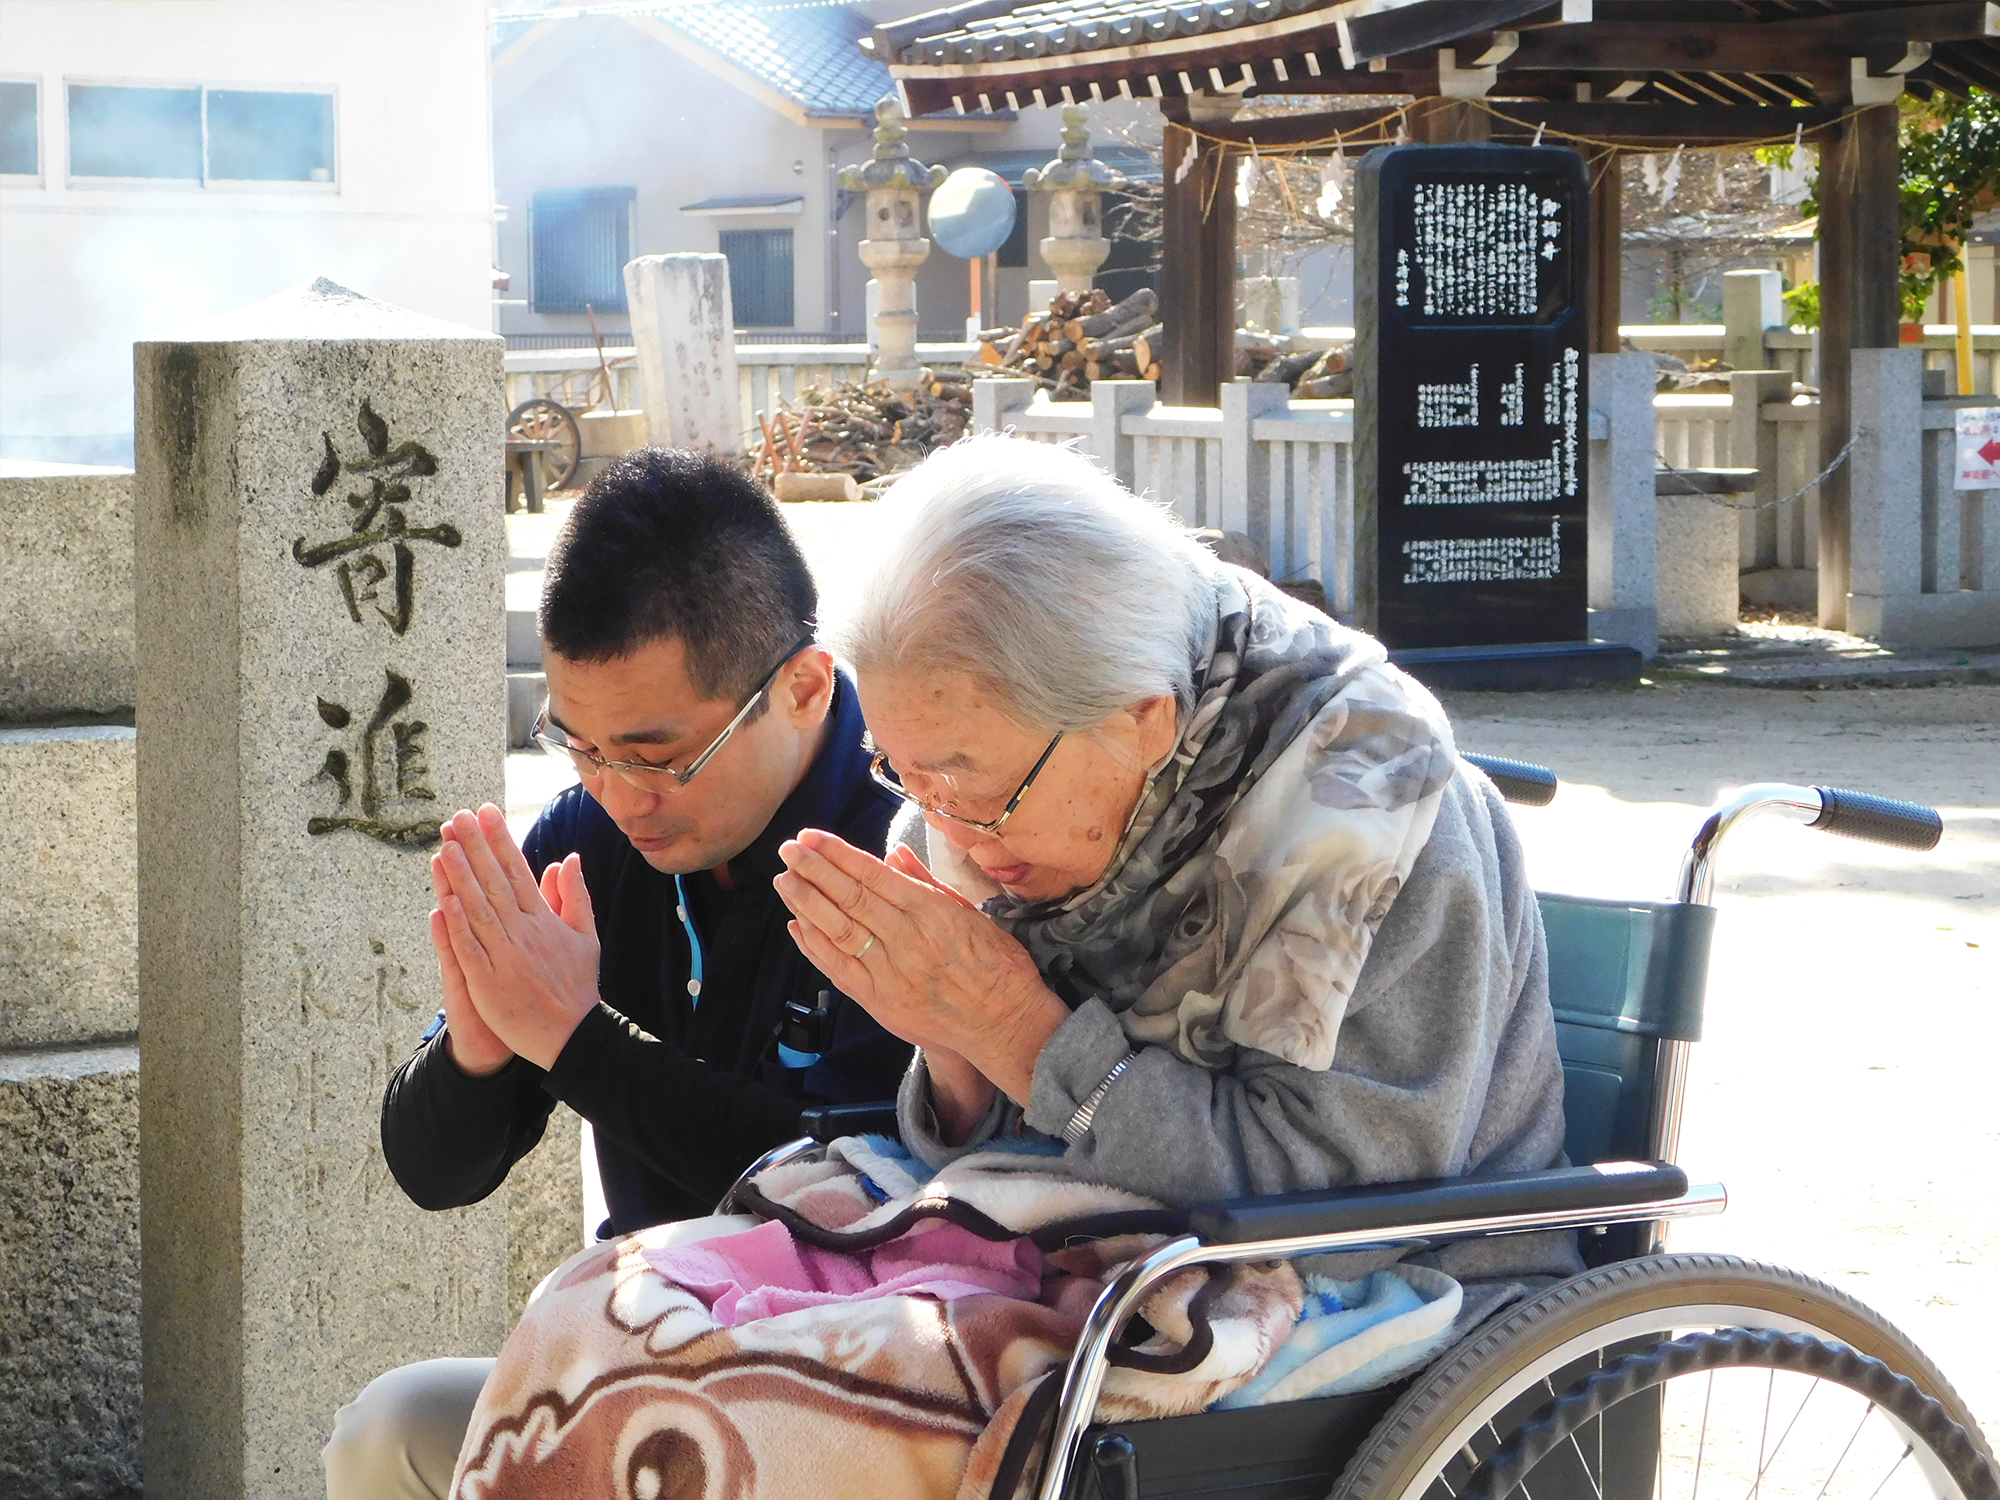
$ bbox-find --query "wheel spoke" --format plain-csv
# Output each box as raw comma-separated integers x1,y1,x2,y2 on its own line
1738,1374,1818,1500
1861,1445,1913,1500
1754,1368,1775,1500
1692,1369,1715,1500
1812,1401,1878,1500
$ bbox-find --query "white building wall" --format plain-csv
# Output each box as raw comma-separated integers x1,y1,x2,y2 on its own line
0,0,494,464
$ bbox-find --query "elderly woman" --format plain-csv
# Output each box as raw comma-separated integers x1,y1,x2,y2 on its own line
444,437,1577,1500
775,434,1573,1268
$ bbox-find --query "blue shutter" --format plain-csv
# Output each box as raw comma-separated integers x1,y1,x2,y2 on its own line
718,229,795,328
531,188,635,314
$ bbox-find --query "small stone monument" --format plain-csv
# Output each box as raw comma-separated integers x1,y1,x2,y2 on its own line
840,96,945,395
625,253,743,454
1025,105,1126,297
135,278,508,1500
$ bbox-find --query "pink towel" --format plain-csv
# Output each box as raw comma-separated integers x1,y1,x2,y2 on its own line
643,1219,1044,1326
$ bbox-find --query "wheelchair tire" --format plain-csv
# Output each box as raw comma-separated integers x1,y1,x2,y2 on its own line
1327,1253,1994,1500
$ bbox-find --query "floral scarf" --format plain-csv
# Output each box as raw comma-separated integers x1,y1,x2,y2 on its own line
982,570,1456,1072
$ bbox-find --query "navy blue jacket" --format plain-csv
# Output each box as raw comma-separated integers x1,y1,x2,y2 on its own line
380,674,912,1232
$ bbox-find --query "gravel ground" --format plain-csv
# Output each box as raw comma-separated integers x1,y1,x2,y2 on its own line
506,495,2000,1441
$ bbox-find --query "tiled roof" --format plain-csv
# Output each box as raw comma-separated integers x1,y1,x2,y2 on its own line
654,4,892,118
888,0,1342,67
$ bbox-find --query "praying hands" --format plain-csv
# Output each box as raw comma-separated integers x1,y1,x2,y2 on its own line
774,828,1069,1140
427,803,603,1075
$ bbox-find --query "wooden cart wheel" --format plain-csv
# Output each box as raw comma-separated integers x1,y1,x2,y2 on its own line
506,398,582,492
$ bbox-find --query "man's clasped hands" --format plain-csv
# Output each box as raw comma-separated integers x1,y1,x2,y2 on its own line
427,805,1068,1135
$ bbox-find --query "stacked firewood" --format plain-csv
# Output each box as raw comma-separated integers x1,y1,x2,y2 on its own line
974,286,1163,399
1238,331,1353,398
753,373,973,486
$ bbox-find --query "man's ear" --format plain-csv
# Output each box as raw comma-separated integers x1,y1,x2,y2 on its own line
778,646,837,726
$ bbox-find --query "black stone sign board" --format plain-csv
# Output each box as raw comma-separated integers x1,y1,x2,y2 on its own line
1354,144,1590,650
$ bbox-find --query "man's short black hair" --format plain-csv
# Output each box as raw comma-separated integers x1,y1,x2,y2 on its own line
539,448,817,702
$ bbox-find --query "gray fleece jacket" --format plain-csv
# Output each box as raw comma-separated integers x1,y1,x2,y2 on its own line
894,767,1583,1284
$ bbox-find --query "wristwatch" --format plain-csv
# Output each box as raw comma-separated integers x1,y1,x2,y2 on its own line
1062,1051,1138,1147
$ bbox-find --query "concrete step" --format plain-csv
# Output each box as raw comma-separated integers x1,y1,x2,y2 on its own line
508,670,546,749
506,570,543,669
0,1039,141,1499
0,725,136,1049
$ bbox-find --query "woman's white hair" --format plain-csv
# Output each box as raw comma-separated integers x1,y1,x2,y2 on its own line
829,434,1221,731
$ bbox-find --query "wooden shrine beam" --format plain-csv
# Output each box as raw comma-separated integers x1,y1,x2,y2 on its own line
1503,11,1995,76
1195,103,1842,151
1159,108,1235,408
1588,150,1621,355
1485,102,1843,146
1815,103,1902,633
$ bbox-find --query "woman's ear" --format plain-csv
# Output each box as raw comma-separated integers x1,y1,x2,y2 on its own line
1129,693,1180,767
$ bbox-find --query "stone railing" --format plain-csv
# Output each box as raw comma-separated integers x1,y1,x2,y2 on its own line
503,344,979,452
976,380,1359,609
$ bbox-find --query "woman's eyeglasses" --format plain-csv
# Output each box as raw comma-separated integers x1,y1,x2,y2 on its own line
866,731,1063,836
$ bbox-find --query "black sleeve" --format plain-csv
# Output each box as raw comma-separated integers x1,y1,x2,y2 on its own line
543,1003,814,1206
380,1031,558,1210
377,797,574,1211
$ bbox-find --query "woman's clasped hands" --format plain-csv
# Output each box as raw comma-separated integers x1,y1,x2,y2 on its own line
774,829,1069,1139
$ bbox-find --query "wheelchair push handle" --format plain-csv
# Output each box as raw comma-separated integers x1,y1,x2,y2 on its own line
1678,782,1945,904
1462,753,1559,807
1808,786,1943,851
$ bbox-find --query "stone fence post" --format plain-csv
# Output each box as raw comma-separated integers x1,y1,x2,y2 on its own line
625,253,743,455
973,376,1036,434
1723,269,1784,374
1090,378,1154,491
136,278,508,1500
1731,368,1792,572
1586,351,1659,656
1843,345,1924,639
1219,380,1290,560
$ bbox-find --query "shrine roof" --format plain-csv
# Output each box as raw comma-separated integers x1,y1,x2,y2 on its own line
870,0,2000,128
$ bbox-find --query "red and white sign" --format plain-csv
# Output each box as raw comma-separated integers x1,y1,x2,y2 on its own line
1958,407,2000,490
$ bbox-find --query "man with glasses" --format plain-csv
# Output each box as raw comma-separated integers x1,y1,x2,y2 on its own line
324,449,912,1500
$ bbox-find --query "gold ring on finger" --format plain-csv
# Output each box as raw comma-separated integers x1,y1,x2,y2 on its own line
854,935,876,960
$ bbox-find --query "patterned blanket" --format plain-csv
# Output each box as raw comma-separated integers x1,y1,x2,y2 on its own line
450,1143,1454,1500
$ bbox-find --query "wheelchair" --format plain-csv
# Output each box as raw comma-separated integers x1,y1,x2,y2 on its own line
724,756,1996,1500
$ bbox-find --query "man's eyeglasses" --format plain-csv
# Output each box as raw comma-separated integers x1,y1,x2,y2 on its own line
866,731,1063,836
533,637,815,793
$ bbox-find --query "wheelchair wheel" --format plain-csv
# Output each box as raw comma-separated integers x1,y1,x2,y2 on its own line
1329,1253,1995,1500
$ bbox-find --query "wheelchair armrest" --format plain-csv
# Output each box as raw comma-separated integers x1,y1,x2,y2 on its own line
1189,1160,1689,1245
798,1101,901,1143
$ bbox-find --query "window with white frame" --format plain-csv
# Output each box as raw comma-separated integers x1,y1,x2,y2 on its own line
66,82,335,184
0,79,40,178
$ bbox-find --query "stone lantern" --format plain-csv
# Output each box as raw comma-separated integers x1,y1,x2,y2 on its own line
1024,105,1128,297
839,96,945,395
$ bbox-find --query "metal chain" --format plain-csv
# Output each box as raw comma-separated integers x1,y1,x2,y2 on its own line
1654,429,1864,512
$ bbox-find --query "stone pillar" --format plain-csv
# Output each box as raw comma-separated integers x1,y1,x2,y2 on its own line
1,461,142,1500
841,97,945,395
1219,380,1290,557
1842,345,1924,640
973,375,1035,434
1586,351,1659,656
135,278,508,1500
625,253,743,454
1731,368,1791,576
1723,269,1783,374
1089,378,1155,492
1027,106,1126,298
